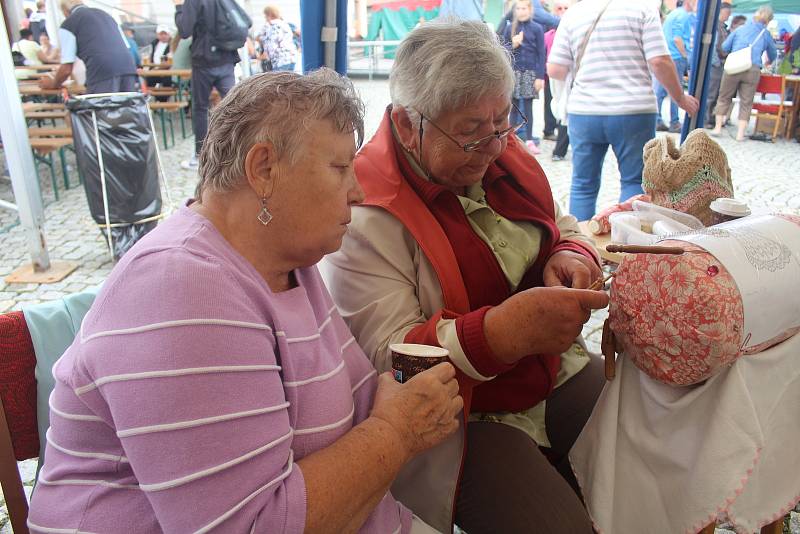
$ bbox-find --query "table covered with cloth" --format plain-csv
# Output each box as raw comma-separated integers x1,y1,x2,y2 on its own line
569,332,800,534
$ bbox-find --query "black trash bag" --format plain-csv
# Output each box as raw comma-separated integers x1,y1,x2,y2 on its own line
66,93,162,260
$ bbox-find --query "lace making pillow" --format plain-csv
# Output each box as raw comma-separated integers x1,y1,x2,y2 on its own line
609,214,800,386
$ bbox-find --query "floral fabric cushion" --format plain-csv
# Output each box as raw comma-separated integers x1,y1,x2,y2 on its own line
609,213,800,385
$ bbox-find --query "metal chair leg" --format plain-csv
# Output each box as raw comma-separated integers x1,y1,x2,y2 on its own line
158,110,168,151
59,147,70,189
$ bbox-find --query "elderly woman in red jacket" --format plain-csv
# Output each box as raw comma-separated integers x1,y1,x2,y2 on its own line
323,18,608,534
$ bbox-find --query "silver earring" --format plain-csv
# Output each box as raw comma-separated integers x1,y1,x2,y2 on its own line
257,197,273,226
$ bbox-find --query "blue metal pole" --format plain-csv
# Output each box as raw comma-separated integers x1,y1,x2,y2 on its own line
682,0,721,143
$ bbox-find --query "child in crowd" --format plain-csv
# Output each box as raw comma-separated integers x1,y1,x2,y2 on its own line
503,0,546,155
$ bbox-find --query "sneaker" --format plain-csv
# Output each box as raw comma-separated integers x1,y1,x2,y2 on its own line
668,124,682,133
552,154,565,162
525,140,541,155
181,154,199,170
656,123,669,132
542,133,557,141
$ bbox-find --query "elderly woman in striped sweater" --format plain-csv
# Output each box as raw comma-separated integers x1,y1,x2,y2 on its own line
28,70,461,534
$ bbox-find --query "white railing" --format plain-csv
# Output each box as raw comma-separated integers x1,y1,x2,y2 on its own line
347,39,402,78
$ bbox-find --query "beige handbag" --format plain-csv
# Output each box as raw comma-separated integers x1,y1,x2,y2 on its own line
723,28,766,75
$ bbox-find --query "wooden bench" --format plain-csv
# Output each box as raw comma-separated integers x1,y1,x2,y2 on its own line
28,137,75,199
149,101,189,149
25,110,69,128
28,127,72,138
22,102,65,112
148,88,179,98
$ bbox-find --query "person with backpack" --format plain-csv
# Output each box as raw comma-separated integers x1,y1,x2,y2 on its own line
174,0,251,170
258,6,299,72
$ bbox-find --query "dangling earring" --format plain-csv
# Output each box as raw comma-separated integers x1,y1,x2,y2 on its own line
257,196,273,226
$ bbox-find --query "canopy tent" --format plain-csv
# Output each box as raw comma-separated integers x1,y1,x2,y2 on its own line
364,1,440,58
729,0,798,13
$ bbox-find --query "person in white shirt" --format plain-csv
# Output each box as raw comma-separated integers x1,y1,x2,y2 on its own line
148,25,175,100
547,0,698,221
13,28,50,79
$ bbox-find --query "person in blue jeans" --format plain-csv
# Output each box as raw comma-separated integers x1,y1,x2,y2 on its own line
547,0,699,222
655,0,697,133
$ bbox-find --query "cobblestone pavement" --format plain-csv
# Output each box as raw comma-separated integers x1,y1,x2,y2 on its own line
1,78,799,532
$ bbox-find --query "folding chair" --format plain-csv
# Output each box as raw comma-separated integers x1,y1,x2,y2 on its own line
0,311,39,534
0,290,98,533
752,74,796,140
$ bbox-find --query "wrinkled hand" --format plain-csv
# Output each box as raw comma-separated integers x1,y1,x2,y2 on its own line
543,250,601,289
485,286,609,361
512,31,524,48
370,363,463,459
678,93,699,116
534,78,544,93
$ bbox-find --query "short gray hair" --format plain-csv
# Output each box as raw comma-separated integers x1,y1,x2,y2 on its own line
754,5,774,23
60,0,82,11
389,19,514,121
197,69,365,195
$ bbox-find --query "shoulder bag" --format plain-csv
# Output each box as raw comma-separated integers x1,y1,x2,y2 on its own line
550,0,613,122
723,27,767,75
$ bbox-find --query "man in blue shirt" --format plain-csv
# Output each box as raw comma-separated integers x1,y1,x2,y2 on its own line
655,0,697,133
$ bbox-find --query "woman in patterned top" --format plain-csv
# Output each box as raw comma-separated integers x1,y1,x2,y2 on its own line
259,5,299,72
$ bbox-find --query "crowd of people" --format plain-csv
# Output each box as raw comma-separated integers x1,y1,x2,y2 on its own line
17,1,797,533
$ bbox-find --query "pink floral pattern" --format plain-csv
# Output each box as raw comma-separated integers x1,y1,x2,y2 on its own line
609,241,745,386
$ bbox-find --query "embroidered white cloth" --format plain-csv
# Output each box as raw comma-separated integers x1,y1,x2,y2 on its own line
570,332,800,534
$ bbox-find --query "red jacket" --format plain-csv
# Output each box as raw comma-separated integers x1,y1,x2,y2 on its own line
356,110,599,415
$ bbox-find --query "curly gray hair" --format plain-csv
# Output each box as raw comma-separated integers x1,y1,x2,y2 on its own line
197,68,365,196
389,18,515,121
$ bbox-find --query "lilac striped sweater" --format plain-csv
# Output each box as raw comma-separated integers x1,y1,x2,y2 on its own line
28,206,412,533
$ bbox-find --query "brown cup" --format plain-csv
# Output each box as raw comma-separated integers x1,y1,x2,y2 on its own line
709,198,751,226
390,343,449,383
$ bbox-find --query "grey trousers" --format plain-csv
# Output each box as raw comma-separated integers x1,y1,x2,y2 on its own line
191,63,236,155
715,66,761,121
705,64,724,126
454,355,605,534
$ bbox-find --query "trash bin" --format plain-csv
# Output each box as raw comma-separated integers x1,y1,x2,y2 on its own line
66,93,163,260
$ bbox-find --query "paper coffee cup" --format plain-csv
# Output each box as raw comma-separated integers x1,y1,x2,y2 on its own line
390,343,449,383
709,198,751,225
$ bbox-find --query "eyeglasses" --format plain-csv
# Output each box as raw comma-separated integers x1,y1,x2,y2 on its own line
414,102,528,153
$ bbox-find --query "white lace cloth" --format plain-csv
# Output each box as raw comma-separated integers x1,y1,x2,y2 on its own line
570,333,800,534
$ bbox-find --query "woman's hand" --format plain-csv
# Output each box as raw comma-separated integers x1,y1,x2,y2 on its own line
370,363,463,459
543,250,601,289
534,78,544,93
512,31,524,48
484,286,609,363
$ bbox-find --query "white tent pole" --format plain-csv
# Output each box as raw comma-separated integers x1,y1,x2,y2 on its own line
0,5,51,271
3,0,23,42
45,0,64,47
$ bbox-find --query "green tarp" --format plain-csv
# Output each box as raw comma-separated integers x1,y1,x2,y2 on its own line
730,0,798,14
365,7,440,57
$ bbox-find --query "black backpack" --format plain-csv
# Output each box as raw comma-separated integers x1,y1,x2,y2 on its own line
12,50,27,66
210,0,251,53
